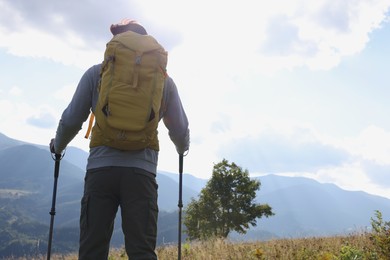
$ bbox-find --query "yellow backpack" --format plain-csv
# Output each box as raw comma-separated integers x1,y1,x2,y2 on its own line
88,30,167,151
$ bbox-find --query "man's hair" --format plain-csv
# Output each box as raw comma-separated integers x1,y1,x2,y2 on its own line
110,20,147,36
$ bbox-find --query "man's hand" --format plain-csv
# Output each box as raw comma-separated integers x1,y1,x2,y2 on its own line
175,129,190,155
49,138,56,154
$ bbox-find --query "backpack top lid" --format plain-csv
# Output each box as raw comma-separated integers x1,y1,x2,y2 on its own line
111,31,162,54
110,18,147,36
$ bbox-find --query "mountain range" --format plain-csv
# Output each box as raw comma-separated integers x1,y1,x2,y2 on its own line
1,132,390,257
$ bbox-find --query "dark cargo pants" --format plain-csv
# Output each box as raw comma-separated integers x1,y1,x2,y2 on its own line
78,166,158,260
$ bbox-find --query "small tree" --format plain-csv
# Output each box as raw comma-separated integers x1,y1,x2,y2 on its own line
184,159,274,240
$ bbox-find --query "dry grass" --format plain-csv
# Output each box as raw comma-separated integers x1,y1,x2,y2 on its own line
57,232,387,259
5,231,389,260
155,233,379,260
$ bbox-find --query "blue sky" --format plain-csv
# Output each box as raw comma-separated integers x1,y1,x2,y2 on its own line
1,0,390,199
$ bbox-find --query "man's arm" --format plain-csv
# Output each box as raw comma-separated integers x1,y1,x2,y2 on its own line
162,77,190,154
53,65,99,153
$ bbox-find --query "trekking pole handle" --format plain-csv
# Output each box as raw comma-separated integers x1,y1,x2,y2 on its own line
53,154,62,178
179,154,183,174
55,153,61,160
50,151,65,162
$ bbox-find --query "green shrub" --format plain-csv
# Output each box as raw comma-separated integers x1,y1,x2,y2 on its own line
370,210,390,258
339,245,363,260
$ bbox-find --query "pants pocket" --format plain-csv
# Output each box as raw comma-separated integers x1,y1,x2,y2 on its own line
147,199,159,238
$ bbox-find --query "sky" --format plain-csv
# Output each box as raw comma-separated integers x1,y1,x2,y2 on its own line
1,0,390,199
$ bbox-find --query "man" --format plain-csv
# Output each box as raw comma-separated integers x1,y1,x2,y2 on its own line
50,19,190,260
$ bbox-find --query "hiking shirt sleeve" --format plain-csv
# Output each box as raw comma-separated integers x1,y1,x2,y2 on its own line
161,76,190,154
54,65,99,153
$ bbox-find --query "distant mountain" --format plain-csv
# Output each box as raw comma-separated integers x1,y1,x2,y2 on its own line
61,146,89,172
240,175,390,239
1,132,390,257
0,132,26,151
0,143,84,225
161,170,208,193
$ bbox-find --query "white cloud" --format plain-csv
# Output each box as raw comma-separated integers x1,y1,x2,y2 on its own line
0,25,102,69
342,125,390,165
0,99,60,144
9,86,23,96
257,0,390,72
0,0,104,70
152,0,390,79
54,83,77,103
26,112,57,129
0,0,388,74
219,124,348,172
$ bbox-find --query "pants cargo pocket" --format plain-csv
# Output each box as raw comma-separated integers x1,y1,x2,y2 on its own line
147,199,158,238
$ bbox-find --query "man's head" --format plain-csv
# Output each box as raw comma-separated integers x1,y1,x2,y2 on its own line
110,19,147,36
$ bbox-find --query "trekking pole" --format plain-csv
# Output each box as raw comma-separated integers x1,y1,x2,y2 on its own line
178,154,184,260
47,153,63,260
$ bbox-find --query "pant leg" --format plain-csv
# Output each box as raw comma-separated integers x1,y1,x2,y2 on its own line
119,168,159,260
79,167,120,260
